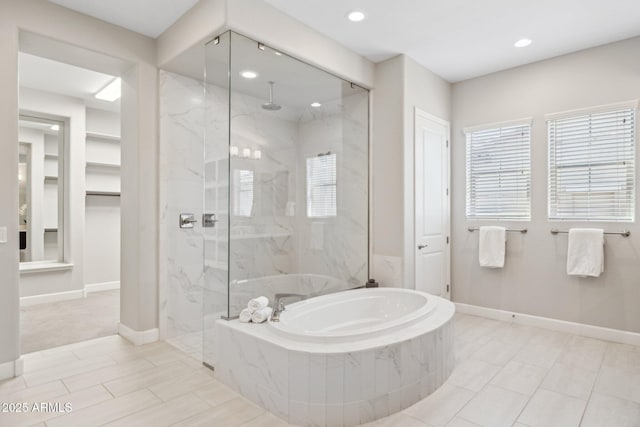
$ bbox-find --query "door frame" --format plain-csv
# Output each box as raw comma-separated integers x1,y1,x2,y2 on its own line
413,108,451,299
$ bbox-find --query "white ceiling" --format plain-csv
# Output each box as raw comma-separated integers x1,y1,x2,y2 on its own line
19,53,120,112
44,0,640,82
47,0,199,38
264,0,640,82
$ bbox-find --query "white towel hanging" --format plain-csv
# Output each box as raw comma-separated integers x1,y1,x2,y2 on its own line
567,228,604,277
478,226,506,268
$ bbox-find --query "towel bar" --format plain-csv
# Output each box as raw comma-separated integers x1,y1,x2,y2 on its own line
467,227,527,233
550,228,631,237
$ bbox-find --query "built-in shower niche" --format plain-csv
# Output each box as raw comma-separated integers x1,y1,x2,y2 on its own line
199,30,369,367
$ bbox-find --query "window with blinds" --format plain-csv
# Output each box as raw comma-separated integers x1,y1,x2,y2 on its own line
548,106,635,221
307,153,337,218
466,123,531,219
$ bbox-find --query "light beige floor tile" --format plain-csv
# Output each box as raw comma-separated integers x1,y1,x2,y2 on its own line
238,411,291,427
0,380,68,404
492,324,537,346
593,365,640,404
527,329,571,347
443,417,480,427
63,358,155,392
540,361,597,399
375,412,430,427
471,339,523,366
71,338,135,360
103,393,211,427
0,376,27,394
557,336,606,372
2,384,113,427
148,367,218,401
602,342,640,371
172,396,264,427
517,388,586,427
103,360,195,397
22,355,116,387
45,388,161,427
454,339,485,364
581,393,640,427
489,360,546,396
512,341,564,369
22,351,79,373
193,380,240,407
457,385,528,427
446,358,501,392
403,383,475,427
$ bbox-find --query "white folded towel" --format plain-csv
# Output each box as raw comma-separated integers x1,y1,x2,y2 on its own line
248,296,269,313
239,308,252,323
567,228,604,277
479,226,506,268
251,306,273,323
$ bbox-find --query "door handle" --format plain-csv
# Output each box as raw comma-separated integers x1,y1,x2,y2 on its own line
418,244,428,250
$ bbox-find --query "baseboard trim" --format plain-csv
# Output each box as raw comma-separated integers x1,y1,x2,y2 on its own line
455,303,640,346
85,281,120,294
0,358,23,380
118,323,159,346
20,290,83,307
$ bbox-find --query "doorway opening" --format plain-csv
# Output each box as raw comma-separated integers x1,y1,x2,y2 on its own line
17,41,123,354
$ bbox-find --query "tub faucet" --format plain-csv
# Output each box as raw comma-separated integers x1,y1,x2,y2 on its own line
271,293,305,322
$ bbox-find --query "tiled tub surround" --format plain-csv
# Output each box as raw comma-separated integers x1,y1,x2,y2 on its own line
215,289,455,426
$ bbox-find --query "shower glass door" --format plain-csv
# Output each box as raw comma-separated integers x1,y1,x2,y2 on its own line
203,31,369,367
203,31,230,367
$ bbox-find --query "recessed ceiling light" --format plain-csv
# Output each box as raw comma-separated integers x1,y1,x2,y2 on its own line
95,77,121,102
514,38,532,48
240,70,258,79
310,102,322,108
50,124,59,131
346,10,366,22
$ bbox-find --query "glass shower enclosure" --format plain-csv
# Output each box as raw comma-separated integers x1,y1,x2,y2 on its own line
202,32,369,367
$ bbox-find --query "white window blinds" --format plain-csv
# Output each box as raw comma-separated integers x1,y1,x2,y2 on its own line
466,123,531,219
548,107,635,221
307,153,337,218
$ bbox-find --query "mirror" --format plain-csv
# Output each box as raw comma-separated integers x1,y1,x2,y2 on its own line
18,115,64,264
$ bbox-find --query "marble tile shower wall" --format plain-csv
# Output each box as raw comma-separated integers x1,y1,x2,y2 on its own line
296,93,369,289
161,71,369,340
160,71,207,342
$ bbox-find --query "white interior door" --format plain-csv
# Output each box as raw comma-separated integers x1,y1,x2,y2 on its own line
414,109,450,298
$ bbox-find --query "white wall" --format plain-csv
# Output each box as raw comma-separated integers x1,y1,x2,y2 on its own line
451,36,640,333
371,55,452,288
85,108,120,288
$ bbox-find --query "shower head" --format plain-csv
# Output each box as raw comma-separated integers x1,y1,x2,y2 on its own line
262,81,282,111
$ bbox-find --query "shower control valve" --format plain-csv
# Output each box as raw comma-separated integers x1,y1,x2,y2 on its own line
203,213,218,228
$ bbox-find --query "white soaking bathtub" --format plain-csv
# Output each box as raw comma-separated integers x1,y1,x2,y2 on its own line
269,288,438,342
215,287,455,427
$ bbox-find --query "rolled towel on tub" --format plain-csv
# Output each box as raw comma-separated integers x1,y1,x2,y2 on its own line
248,296,269,313
251,306,273,324
239,308,252,323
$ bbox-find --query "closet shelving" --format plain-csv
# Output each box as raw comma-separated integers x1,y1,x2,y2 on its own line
85,132,121,197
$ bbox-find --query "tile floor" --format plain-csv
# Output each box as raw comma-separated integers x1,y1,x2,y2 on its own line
1,313,639,426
